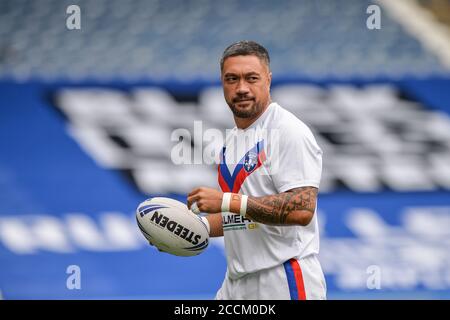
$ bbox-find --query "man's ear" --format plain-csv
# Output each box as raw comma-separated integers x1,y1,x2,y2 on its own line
268,72,272,90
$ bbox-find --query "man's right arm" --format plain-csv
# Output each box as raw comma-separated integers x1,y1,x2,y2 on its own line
205,213,223,237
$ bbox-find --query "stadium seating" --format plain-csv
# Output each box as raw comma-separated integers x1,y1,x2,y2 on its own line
0,0,446,81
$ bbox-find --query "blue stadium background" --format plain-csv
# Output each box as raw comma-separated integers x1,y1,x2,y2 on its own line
0,0,449,299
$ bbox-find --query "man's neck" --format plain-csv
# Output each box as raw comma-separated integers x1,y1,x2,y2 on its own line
235,101,272,130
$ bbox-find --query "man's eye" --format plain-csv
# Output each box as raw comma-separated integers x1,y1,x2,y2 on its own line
248,77,259,81
226,77,237,82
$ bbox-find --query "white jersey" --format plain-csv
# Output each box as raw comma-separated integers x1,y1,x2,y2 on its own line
218,102,323,280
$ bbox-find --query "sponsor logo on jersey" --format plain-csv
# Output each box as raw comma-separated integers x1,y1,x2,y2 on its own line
222,214,257,231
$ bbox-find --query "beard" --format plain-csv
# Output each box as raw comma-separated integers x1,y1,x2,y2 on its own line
228,97,263,119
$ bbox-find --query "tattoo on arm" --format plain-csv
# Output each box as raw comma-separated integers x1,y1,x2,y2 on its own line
245,187,318,225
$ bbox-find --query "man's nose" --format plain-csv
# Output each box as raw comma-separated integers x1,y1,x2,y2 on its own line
236,80,250,94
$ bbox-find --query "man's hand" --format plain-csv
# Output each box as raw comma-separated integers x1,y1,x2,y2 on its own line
187,187,223,214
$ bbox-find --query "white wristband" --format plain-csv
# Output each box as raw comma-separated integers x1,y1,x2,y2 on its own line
200,216,210,234
240,195,248,218
221,192,232,212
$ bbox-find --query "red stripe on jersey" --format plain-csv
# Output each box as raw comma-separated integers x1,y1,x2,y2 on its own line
290,258,307,300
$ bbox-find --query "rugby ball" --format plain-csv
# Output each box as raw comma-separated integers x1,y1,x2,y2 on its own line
136,197,209,257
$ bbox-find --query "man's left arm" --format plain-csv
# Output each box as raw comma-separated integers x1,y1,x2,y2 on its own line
246,186,317,226
187,186,318,226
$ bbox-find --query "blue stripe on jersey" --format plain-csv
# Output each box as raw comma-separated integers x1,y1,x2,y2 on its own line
283,260,298,300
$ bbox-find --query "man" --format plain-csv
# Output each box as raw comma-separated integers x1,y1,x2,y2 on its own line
190,40,326,300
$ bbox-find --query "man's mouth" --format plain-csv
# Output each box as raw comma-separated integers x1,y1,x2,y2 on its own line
234,98,254,103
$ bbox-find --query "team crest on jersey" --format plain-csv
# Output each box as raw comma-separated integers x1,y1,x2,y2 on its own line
243,151,258,173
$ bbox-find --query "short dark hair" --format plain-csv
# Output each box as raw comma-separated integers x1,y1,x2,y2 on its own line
220,40,270,71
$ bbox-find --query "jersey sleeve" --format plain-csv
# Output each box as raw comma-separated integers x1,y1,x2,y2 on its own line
269,123,323,193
